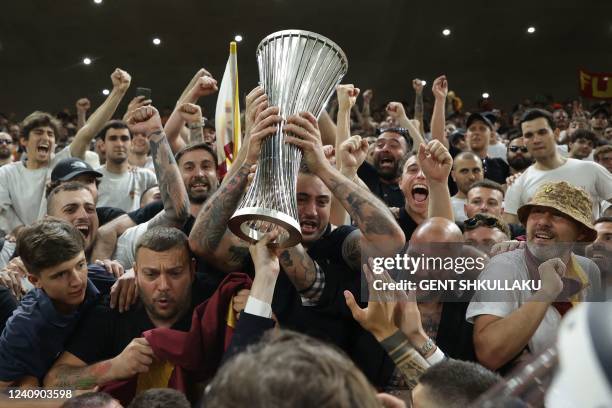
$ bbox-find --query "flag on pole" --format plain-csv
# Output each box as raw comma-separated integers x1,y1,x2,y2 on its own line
215,42,241,177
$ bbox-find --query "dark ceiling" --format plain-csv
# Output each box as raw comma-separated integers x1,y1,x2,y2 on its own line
1,0,610,119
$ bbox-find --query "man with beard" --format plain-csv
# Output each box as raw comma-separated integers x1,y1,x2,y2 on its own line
189,105,406,386
95,120,157,212
357,127,411,208
590,106,609,139
0,133,14,167
0,69,132,233
450,152,483,222
506,133,533,175
504,109,612,224
467,181,602,371
586,217,612,299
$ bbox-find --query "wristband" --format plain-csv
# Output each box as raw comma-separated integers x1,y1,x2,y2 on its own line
416,337,435,356
188,119,205,130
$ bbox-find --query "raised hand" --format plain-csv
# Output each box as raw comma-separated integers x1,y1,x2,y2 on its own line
126,106,163,137
386,102,409,122
124,96,152,121
336,84,360,111
432,75,448,101
178,103,203,125
362,89,373,103
111,68,131,93
245,106,282,166
110,268,138,312
249,230,282,277
76,98,91,114
338,135,368,172
245,86,268,138
412,79,425,94
284,112,327,173
189,76,218,98
417,140,452,183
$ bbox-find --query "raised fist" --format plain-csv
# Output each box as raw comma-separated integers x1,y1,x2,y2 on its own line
111,68,131,92
336,84,360,111
190,76,218,98
386,102,408,120
432,75,448,101
362,89,373,102
76,98,91,113
126,106,162,136
178,103,203,124
412,79,424,94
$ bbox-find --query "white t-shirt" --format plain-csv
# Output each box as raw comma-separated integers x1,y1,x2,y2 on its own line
96,166,157,212
505,159,612,219
114,220,150,269
466,249,601,354
0,147,71,232
451,196,467,222
488,143,508,163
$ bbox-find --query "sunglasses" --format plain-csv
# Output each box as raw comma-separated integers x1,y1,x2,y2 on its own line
0,139,12,145
509,146,528,153
464,215,503,231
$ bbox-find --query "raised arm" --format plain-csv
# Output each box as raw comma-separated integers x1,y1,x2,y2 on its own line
285,112,405,258
335,84,360,169
430,75,449,149
418,140,454,221
176,103,204,144
69,69,131,158
412,79,426,136
127,106,189,229
189,106,281,272
386,102,425,153
317,110,337,147
75,98,90,130
164,70,218,153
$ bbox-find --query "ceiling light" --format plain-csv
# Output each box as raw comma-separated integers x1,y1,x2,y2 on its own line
442,28,451,36
83,57,92,65
102,89,110,96
234,35,243,42
94,0,102,4
482,92,490,99
421,80,427,86
152,37,161,45
527,26,536,34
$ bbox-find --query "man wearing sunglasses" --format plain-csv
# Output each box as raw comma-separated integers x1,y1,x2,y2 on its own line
0,134,13,167
506,133,533,175
463,213,511,255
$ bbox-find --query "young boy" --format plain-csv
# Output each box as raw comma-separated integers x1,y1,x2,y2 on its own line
0,219,100,387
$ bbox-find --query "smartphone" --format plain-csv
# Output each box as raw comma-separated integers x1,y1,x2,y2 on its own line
135,87,152,100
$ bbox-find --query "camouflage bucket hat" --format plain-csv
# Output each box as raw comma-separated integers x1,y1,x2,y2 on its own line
517,181,597,242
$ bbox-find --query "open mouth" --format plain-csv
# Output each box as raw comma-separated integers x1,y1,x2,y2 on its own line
411,184,429,203
300,220,318,234
37,145,50,155
191,182,209,192
378,155,395,167
75,223,90,239
534,231,554,242
155,297,174,309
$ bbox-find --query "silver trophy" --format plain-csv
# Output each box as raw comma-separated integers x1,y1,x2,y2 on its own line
229,30,348,248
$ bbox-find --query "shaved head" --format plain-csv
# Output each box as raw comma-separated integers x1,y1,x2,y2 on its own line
411,217,464,244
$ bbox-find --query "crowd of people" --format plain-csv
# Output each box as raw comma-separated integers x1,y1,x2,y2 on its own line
0,65,609,407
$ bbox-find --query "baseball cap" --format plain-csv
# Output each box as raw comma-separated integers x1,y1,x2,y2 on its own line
51,157,103,182
592,106,609,118
465,112,494,130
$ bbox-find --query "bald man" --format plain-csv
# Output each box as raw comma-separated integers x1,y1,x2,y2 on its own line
404,217,481,362
450,152,484,222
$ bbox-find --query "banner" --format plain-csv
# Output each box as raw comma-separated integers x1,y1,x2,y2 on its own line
215,42,241,177
579,69,612,99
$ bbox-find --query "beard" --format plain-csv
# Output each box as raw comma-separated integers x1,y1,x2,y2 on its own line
527,241,574,261
374,160,400,181
0,148,11,160
508,156,533,172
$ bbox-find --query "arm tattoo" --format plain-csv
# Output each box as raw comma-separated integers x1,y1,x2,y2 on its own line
341,231,362,271
189,126,204,144
189,164,251,253
279,245,317,291
228,245,250,269
414,92,424,120
380,331,429,390
52,361,112,389
149,130,189,226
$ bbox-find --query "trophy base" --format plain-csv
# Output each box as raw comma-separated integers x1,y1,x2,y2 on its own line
229,207,302,248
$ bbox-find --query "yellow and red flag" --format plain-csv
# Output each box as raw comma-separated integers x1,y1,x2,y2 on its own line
579,68,612,99
215,42,241,177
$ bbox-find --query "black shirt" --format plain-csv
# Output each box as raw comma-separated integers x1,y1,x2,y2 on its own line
397,207,419,241
272,225,396,387
482,157,510,185
127,200,164,225
0,287,17,334
357,162,404,208
96,207,126,226
436,299,476,362
67,284,208,364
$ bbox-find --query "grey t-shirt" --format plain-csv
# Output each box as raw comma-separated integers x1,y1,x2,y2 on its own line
466,248,601,354
96,166,157,212
0,147,71,232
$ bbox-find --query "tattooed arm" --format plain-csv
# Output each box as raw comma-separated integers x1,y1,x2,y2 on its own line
127,107,189,229
379,331,430,389
189,106,282,272
285,112,405,258
413,79,426,136
278,244,319,293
